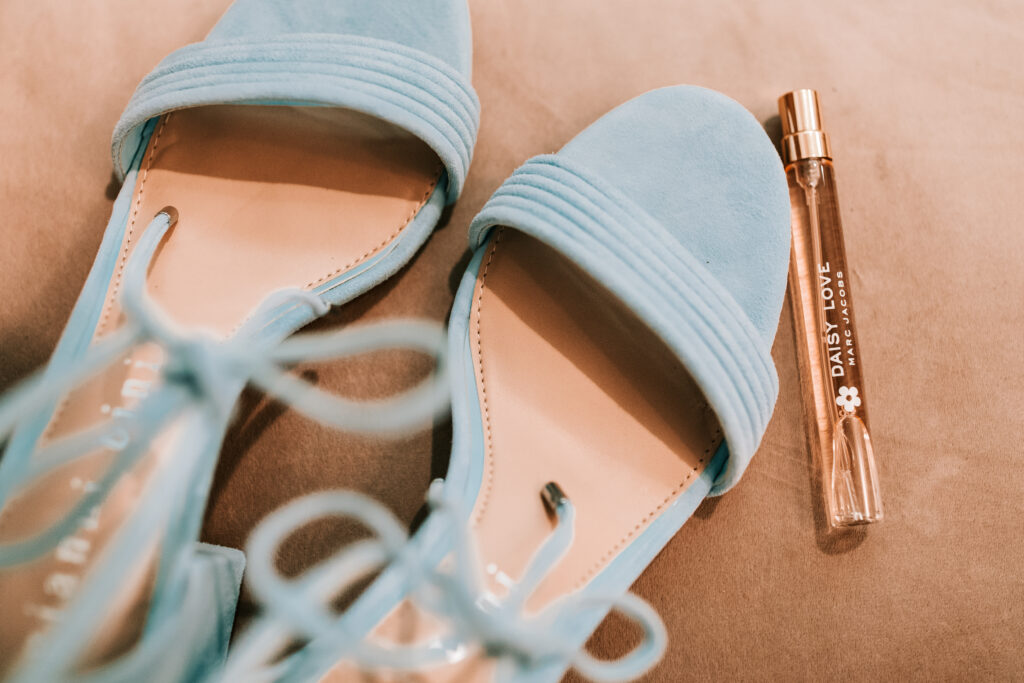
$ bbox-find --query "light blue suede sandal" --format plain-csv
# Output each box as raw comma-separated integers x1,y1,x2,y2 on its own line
0,1,478,680
226,85,790,682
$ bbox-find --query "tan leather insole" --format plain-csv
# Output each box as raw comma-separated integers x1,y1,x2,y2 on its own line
0,104,442,674
324,229,721,681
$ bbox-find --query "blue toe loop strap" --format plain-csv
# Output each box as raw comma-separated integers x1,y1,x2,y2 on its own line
112,33,480,203
468,155,778,493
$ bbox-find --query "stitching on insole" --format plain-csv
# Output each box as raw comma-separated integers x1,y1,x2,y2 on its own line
97,113,171,338
470,228,720,593
470,227,505,527
301,161,443,290
223,160,443,340
41,113,173,442
572,426,720,591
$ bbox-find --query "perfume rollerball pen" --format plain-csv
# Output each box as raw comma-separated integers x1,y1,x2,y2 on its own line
779,89,883,527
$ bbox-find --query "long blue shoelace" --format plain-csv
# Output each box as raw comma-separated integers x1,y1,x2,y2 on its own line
0,207,447,681
225,480,668,682
0,207,667,682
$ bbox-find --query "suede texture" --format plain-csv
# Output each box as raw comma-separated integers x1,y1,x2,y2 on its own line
211,0,472,75
557,87,791,344
469,87,790,493
112,0,478,202
1,1,1021,681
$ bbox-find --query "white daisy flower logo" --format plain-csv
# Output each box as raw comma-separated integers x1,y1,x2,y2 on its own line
836,386,861,413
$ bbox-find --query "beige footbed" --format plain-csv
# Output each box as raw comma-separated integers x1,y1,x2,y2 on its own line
0,104,441,674
322,228,722,681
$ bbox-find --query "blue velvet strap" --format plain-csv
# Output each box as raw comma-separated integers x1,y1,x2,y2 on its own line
468,154,778,492
112,33,479,203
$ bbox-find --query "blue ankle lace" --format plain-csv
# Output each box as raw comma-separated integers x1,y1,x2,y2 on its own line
0,208,448,681
223,480,667,682
0,208,668,682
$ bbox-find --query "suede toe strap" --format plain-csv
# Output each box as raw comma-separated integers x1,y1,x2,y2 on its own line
468,155,778,493
112,33,479,203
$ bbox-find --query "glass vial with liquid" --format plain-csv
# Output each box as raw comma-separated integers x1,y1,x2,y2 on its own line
779,89,883,527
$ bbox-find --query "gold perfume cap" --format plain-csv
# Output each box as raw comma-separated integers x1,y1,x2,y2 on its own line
778,89,831,164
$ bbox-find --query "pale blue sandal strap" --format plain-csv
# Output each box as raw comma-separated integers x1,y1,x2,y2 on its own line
112,2,480,203
468,154,778,493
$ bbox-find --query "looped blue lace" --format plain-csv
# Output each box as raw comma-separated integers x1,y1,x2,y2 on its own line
224,481,667,682
0,207,451,681
1,207,667,681
0,207,450,567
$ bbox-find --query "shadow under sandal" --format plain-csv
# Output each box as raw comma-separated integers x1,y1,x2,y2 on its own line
0,0,479,680
239,85,790,682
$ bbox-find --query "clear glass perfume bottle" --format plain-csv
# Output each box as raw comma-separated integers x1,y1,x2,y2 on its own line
780,89,883,528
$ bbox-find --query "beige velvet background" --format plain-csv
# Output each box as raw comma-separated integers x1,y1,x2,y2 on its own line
1,1,1022,680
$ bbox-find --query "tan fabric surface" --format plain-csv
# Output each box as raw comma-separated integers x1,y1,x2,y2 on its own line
2,1,1021,680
